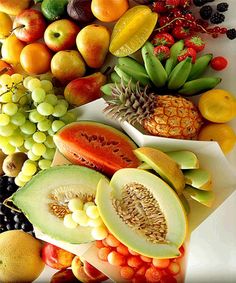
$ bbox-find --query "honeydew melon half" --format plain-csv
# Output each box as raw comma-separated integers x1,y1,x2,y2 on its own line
96,168,188,259
12,165,105,244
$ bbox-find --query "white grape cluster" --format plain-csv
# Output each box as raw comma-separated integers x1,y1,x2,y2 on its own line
0,73,77,187
64,198,108,240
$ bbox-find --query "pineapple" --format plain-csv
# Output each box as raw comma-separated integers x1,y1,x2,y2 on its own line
104,82,203,140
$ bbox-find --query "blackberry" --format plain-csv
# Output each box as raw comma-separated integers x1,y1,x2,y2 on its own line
193,0,214,7
226,28,236,40
210,12,225,24
217,3,229,12
199,5,213,20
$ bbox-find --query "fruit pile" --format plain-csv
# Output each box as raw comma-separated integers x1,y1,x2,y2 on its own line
0,0,235,282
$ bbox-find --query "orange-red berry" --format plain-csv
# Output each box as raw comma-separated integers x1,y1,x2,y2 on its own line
96,240,104,248
136,265,147,277
152,258,170,269
120,266,135,280
140,255,152,263
145,266,162,282
127,256,143,268
167,262,180,275
105,234,120,247
107,251,126,266
117,244,130,256
97,247,111,261
128,248,140,256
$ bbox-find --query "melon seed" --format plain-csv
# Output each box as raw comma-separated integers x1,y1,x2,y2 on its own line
112,182,168,244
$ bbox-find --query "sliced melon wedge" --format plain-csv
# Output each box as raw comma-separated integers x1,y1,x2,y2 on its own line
96,168,188,259
13,165,105,244
184,185,215,207
184,168,212,191
134,147,185,195
165,150,200,170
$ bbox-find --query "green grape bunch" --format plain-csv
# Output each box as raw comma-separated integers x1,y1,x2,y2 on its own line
0,73,77,187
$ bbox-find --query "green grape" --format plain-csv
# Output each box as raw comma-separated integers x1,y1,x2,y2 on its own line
42,148,56,160
39,73,53,81
37,119,52,132
0,124,16,137
0,113,10,126
52,103,67,117
0,136,9,147
32,143,46,156
22,160,37,176
47,128,54,136
44,135,55,149
32,87,46,103
1,144,16,155
12,91,25,103
27,150,41,161
27,78,41,91
0,92,12,103
20,120,36,135
29,110,45,123
44,94,58,106
18,145,28,153
0,74,12,88
14,176,26,187
38,159,52,170
24,137,34,150
23,76,33,88
11,112,26,126
33,131,46,143
9,135,24,147
18,172,32,182
2,103,18,116
11,73,23,84
37,102,54,116
40,80,53,92
58,99,69,108
60,111,77,123
51,120,65,132
18,95,29,106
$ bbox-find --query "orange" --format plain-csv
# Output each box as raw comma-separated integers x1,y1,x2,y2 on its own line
20,43,52,75
0,60,14,75
198,123,236,154
91,0,129,22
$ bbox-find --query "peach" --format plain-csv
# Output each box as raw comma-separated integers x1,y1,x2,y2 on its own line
41,243,75,270
50,269,78,283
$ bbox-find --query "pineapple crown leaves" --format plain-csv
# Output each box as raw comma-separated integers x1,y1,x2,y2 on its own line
103,80,157,125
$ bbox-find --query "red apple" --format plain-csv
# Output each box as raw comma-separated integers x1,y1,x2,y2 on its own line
41,242,75,270
13,9,47,43
71,256,108,283
50,269,79,283
44,19,80,52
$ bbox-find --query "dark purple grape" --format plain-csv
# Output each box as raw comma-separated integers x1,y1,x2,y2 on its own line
6,223,15,230
14,223,21,229
21,222,33,232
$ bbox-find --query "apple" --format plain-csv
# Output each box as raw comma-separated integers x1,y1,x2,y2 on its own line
13,9,47,43
44,19,80,52
41,243,75,270
51,50,86,84
0,59,14,75
71,256,108,283
50,269,79,283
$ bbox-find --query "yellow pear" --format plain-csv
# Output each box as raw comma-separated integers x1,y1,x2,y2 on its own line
1,35,25,65
0,0,31,16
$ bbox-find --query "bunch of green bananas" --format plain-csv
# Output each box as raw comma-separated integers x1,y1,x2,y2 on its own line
105,41,221,97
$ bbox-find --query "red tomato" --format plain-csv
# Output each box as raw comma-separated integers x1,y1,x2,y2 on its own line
210,56,228,71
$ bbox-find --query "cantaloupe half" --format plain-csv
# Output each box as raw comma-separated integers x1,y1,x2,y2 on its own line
96,168,188,259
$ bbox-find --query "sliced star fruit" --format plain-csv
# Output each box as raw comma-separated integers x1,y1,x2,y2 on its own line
96,168,188,259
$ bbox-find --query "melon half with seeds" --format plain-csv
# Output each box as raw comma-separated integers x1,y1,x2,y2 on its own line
96,168,188,259
53,121,141,176
12,165,105,244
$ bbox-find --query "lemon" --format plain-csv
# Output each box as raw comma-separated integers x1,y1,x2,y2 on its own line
109,5,158,57
0,12,12,39
0,230,45,282
198,89,236,123
198,123,236,154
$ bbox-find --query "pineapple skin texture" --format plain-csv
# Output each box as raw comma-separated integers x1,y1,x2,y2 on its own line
143,95,203,140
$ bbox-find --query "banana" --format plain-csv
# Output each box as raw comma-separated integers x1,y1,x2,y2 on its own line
116,64,151,86
188,54,213,81
110,72,121,83
114,65,137,84
118,57,147,75
141,41,167,88
178,77,222,96
168,57,192,90
165,40,184,76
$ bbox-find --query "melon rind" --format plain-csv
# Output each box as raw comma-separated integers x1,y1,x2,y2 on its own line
13,165,105,244
96,168,188,259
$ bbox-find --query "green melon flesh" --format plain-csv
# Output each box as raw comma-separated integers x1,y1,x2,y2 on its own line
96,168,188,259
184,168,212,191
134,147,185,195
165,150,200,170
13,165,104,244
184,185,215,207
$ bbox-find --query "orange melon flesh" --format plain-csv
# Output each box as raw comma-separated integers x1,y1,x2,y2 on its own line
53,121,141,176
